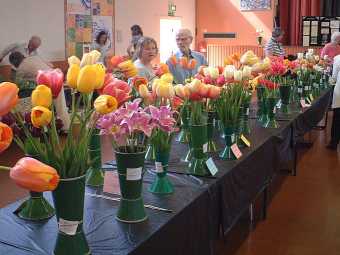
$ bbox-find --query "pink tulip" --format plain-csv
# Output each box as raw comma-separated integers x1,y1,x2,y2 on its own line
36,69,64,98
102,80,131,106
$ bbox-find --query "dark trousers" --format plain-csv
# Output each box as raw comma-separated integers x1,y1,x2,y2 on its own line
331,108,340,145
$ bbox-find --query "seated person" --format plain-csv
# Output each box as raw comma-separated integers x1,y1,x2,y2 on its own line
9,51,53,80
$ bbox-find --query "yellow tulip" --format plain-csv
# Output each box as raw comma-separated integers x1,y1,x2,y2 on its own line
77,65,96,93
80,50,101,67
152,78,160,93
156,80,174,98
138,84,150,98
93,64,106,89
94,95,118,114
31,106,52,128
66,64,80,89
174,84,190,99
31,85,52,108
68,56,80,66
160,73,174,84
188,78,202,93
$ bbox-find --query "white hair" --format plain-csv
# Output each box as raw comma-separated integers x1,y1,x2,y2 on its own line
331,32,340,44
176,28,193,39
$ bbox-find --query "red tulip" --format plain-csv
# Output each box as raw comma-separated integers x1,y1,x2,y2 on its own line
0,82,19,116
0,122,13,154
155,63,170,77
36,69,64,98
216,75,226,86
98,73,115,94
102,80,131,106
10,157,60,192
110,55,125,68
131,76,148,90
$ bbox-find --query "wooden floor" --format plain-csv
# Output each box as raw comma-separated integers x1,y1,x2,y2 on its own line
0,112,339,254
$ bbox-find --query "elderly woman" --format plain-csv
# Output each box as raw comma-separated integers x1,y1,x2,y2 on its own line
133,36,158,81
321,32,340,63
264,28,285,57
327,54,340,150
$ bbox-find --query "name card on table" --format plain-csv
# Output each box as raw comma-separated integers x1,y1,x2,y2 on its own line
240,134,251,147
103,171,121,195
231,144,242,159
300,99,311,108
205,157,218,176
126,167,142,181
155,162,164,173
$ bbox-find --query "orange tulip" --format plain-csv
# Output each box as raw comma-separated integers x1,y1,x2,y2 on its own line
10,157,60,192
207,85,221,99
0,122,13,154
179,57,188,69
131,76,148,90
188,59,197,70
0,82,19,116
169,55,177,66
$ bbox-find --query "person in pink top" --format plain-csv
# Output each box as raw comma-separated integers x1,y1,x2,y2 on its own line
321,32,340,62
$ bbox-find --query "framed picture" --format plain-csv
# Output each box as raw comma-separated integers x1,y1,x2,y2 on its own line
240,0,271,11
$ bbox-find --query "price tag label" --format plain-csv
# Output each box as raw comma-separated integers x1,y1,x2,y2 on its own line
59,219,79,236
155,162,164,173
203,143,208,153
231,144,242,159
246,108,249,116
240,134,251,147
205,157,218,176
126,167,142,181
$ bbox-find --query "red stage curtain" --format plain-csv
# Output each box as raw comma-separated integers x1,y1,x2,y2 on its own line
280,0,321,46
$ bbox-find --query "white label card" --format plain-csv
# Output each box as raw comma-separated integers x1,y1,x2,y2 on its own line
155,162,164,173
206,157,218,176
246,108,249,116
203,143,208,153
59,218,79,236
298,88,303,93
126,167,142,181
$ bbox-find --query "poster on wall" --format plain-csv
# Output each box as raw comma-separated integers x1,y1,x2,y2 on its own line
92,15,113,48
67,0,91,15
92,0,114,16
240,0,271,11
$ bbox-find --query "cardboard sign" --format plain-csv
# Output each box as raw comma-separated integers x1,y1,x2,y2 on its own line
240,134,251,147
231,144,242,159
206,157,218,176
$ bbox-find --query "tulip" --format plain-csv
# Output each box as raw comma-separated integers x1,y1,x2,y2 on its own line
111,55,125,68
152,78,160,93
174,84,190,99
179,57,188,68
31,85,52,108
208,67,219,79
0,122,13,154
77,65,96,93
102,80,131,106
68,56,81,66
31,106,52,128
188,78,202,93
160,73,174,84
171,96,183,110
80,50,101,67
198,83,209,97
224,56,233,66
98,73,115,94
297,53,304,60
198,65,207,76
10,157,60,192
36,69,64,98
0,82,19,116
216,75,226,86
131,76,148,90
169,55,177,66
156,80,174,98
155,63,170,77
223,65,235,79
66,64,80,89
118,60,134,71
207,85,221,99
203,75,212,84
188,59,197,70
94,95,118,114
242,66,252,79
233,70,243,82
138,84,150,98
93,64,106,89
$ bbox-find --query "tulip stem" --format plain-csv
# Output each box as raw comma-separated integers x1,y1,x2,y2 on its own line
0,166,11,171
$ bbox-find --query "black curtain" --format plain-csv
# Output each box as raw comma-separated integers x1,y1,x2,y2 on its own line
323,0,340,16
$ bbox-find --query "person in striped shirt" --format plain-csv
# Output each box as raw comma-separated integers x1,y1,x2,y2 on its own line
265,28,285,57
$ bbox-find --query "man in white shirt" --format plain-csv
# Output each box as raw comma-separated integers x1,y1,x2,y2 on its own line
0,36,41,63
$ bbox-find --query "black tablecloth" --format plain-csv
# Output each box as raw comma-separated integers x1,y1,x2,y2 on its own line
0,89,332,255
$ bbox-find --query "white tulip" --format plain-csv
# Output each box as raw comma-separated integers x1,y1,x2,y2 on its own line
223,65,235,79
242,66,252,79
297,53,304,60
233,70,243,82
209,67,219,79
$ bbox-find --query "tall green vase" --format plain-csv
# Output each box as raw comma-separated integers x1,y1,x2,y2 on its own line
115,149,147,223
145,143,156,161
256,86,265,122
240,103,250,135
86,130,104,187
220,126,237,160
149,150,174,194
279,85,291,114
260,98,269,126
263,97,279,128
52,175,90,255
187,124,209,176
176,105,190,144
206,111,217,153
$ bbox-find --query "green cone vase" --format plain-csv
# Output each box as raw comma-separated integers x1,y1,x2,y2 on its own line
256,86,265,122
52,175,90,255
86,130,104,186
176,105,190,143
279,85,291,114
260,98,269,126
240,103,250,135
206,111,217,153
236,108,244,148
145,143,156,161
149,150,174,194
263,97,279,128
14,191,55,221
187,124,209,176
220,127,237,160
115,149,147,223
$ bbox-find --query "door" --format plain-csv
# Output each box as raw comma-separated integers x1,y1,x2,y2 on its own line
160,17,182,63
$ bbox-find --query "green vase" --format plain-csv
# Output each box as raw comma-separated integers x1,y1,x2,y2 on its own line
145,143,156,161
240,103,250,135
115,149,147,223
148,150,174,194
235,109,244,148
176,105,190,144
14,191,55,221
279,85,291,114
220,127,237,160
187,124,209,176
52,175,90,255
181,147,192,163
86,130,104,187
260,98,269,126
263,97,279,128
256,86,265,122
206,111,217,153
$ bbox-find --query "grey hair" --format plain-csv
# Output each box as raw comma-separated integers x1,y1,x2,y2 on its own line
133,36,158,60
331,32,340,44
176,28,193,39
